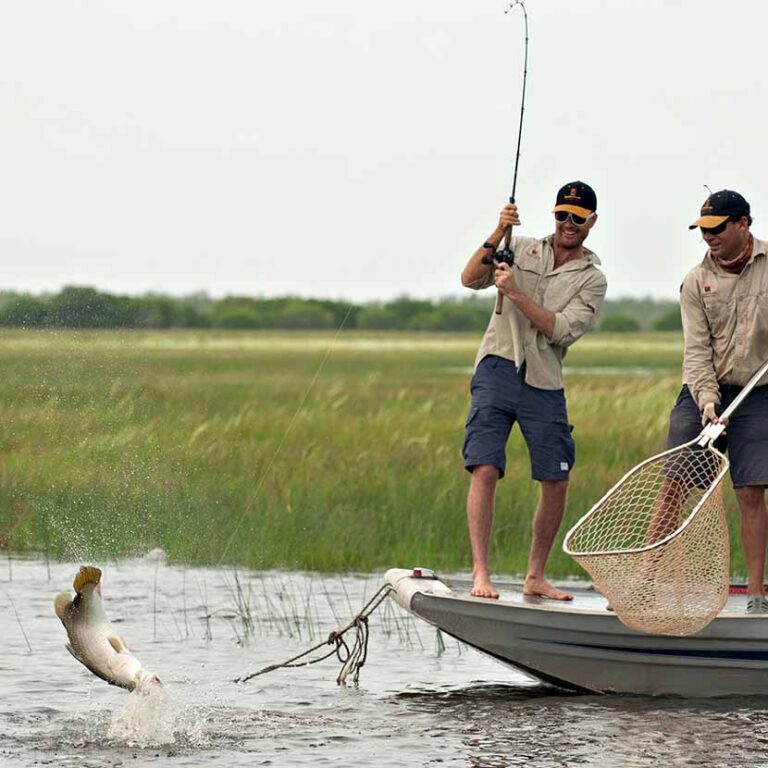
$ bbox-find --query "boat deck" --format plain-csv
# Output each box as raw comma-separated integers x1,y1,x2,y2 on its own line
439,575,757,617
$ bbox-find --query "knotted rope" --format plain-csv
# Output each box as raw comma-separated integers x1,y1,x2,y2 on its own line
233,583,393,686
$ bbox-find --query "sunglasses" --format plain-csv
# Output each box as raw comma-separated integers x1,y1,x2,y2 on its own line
700,220,730,236
554,210,593,226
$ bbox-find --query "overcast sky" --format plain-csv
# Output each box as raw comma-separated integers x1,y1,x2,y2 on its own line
0,0,765,303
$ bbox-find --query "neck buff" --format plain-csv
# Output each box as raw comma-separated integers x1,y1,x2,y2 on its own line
716,234,753,274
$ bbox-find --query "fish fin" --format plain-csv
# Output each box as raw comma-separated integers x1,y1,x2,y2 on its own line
108,635,128,654
73,565,102,594
54,592,73,620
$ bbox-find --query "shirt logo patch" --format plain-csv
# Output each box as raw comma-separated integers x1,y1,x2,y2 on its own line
560,462,569,471
703,285,711,293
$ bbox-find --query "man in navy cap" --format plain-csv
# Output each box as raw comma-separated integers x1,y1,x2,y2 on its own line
460,182,607,599
666,189,768,612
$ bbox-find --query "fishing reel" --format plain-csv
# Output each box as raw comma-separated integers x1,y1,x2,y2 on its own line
481,246,515,267
484,240,516,316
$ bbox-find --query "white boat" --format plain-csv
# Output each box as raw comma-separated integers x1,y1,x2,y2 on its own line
385,568,768,697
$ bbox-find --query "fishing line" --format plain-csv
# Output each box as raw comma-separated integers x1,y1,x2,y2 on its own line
217,304,354,566
485,0,529,314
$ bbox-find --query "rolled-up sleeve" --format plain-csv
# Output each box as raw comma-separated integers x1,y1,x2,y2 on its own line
680,278,719,408
550,273,608,347
464,266,495,290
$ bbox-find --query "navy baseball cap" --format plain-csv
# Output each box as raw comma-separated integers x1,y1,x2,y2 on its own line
689,189,750,229
552,181,597,218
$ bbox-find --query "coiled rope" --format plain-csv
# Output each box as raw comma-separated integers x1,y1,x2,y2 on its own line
234,583,393,686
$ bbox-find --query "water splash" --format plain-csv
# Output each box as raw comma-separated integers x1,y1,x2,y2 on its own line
142,547,168,564
106,686,209,749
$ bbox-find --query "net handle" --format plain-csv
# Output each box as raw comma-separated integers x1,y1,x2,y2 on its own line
697,357,768,446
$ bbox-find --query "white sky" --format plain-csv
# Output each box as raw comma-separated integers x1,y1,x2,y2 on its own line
0,0,765,303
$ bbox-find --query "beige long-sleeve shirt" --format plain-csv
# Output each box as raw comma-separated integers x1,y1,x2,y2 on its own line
465,235,607,390
681,237,768,409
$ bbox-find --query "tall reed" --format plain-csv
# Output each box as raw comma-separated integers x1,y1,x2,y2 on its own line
0,329,748,578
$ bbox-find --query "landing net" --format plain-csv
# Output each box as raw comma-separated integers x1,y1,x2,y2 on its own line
564,440,730,636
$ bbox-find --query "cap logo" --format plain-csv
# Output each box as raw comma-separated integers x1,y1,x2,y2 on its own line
564,187,581,200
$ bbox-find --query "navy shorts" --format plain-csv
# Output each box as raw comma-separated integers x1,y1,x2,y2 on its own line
461,355,575,481
666,384,768,488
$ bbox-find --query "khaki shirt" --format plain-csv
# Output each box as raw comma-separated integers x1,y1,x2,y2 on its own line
681,236,768,409
465,235,607,390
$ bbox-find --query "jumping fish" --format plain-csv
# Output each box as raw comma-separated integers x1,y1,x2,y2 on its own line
54,565,161,692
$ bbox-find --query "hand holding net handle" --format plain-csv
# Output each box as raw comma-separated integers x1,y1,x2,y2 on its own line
697,357,768,446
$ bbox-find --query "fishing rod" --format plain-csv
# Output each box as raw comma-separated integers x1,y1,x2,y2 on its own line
483,0,529,315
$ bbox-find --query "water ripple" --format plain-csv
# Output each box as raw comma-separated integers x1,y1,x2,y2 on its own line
3,557,768,767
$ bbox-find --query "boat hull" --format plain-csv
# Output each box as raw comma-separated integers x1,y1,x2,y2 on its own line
385,568,768,697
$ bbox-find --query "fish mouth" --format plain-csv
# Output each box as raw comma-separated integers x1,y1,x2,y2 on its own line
135,672,163,693
126,668,163,695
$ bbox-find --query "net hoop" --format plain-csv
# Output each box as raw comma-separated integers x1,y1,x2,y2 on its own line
563,438,731,636
563,439,729,558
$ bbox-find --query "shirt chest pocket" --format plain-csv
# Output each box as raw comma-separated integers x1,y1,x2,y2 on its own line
740,291,768,333
514,259,542,295
542,279,579,312
701,293,729,335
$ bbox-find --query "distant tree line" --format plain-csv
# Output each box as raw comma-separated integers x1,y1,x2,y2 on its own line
0,287,682,332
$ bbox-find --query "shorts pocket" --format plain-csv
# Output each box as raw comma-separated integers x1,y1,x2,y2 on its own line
528,420,575,480
461,407,479,461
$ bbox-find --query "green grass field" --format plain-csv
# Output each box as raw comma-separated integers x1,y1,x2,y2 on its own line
0,328,749,579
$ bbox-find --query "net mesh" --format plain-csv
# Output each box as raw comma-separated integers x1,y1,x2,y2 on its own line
564,442,730,636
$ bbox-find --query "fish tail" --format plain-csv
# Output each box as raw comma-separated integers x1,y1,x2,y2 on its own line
54,591,73,620
73,565,102,594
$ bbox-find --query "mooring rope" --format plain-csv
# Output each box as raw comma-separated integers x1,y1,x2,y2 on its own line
233,583,393,686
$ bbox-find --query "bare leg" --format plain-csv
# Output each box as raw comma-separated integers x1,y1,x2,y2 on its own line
646,477,688,545
735,486,768,595
523,479,572,600
467,465,500,598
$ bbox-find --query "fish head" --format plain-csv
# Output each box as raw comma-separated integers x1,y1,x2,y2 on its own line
105,641,161,692
133,669,162,694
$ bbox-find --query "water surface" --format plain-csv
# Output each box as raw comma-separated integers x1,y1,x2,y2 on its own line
2,555,768,767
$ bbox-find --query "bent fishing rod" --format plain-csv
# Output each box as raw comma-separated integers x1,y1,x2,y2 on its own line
483,0,529,314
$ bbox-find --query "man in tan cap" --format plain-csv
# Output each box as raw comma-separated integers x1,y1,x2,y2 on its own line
666,189,768,612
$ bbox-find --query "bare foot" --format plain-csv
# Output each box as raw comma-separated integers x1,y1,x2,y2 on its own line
470,577,499,599
523,576,573,601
